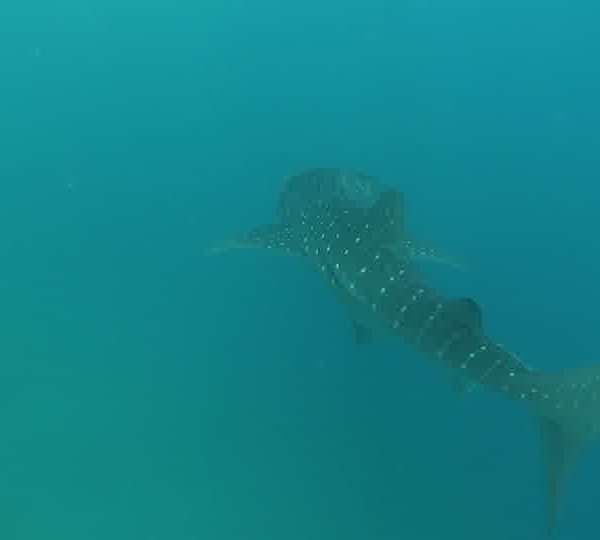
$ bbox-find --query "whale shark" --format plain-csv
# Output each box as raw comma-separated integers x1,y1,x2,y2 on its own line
213,168,600,537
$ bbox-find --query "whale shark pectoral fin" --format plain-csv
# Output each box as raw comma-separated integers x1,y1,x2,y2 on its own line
351,320,374,345
402,239,466,270
208,224,302,256
449,372,479,395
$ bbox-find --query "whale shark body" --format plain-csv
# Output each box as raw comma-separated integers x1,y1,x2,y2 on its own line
214,168,600,537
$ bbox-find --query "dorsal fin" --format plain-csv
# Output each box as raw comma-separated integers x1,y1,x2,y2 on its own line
367,189,406,246
447,298,483,331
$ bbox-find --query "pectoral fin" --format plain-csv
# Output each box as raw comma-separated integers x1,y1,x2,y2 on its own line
352,320,374,345
402,239,465,270
208,224,301,256
450,373,478,395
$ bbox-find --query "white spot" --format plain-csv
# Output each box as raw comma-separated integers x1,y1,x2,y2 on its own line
343,249,349,255
355,237,361,244
360,267,367,274
380,287,387,295
335,263,340,270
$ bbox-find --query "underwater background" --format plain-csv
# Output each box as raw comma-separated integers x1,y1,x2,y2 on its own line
0,1,599,538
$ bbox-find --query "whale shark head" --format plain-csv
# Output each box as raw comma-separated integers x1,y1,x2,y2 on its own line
278,168,384,224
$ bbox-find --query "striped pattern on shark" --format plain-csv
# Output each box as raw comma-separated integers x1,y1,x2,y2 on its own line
213,169,600,537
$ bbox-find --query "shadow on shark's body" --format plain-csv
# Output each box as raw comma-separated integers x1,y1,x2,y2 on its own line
212,168,600,537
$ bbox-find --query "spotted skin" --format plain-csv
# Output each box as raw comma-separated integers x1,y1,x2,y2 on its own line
214,170,600,537
278,168,383,222
212,169,462,269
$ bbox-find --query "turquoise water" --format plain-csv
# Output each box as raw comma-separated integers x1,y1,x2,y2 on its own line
1,1,598,538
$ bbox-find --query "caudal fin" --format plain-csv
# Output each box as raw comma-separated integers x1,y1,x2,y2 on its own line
515,365,600,536
539,416,594,537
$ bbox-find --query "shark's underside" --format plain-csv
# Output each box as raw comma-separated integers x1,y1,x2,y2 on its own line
213,168,600,537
